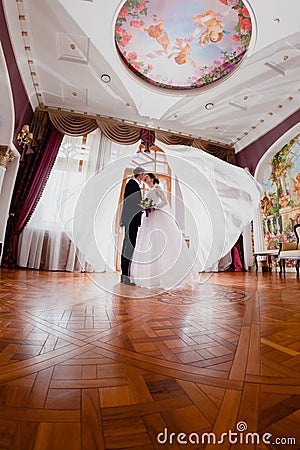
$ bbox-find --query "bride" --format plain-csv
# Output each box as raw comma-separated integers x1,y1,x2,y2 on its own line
130,173,198,290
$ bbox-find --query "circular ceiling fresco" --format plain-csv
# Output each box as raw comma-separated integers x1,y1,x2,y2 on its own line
115,0,252,90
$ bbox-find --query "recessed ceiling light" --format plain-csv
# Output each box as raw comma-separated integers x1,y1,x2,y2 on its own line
205,102,214,110
100,74,111,83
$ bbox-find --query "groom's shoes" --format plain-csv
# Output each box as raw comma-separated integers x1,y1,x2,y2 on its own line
120,275,136,286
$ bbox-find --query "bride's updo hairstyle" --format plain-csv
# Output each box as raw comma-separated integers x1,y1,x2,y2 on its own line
148,173,160,184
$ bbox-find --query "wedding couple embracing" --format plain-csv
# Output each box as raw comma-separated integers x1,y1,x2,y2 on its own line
120,166,198,290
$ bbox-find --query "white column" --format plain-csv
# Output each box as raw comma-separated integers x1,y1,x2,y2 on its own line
253,205,265,252
0,145,18,263
0,146,15,186
0,166,5,194
242,223,253,269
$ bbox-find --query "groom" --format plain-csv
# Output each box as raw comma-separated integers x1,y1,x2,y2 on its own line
120,166,145,285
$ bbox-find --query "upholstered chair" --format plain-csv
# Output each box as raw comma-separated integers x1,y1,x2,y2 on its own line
279,224,300,276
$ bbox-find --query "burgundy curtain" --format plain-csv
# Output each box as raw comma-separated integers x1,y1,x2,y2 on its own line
2,117,63,267
229,235,245,272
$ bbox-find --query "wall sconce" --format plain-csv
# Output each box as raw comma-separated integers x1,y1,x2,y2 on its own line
17,125,33,160
17,125,33,147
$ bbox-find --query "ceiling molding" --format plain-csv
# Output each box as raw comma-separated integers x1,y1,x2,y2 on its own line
61,84,88,106
56,32,90,64
15,0,42,106
264,61,286,76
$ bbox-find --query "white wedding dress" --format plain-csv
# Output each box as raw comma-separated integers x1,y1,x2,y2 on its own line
130,184,199,290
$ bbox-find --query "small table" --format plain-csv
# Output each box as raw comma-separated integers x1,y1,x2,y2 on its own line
253,250,279,272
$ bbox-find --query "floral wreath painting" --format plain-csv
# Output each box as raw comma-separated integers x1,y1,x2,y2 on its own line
115,0,252,90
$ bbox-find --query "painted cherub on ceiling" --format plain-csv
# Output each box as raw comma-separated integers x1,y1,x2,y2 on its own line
115,0,252,89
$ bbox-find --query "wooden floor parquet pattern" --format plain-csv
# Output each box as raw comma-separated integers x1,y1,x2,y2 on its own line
0,269,299,449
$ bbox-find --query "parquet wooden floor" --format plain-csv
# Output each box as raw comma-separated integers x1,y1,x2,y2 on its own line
0,269,299,449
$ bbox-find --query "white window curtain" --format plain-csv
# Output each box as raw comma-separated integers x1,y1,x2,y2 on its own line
17,131,136,271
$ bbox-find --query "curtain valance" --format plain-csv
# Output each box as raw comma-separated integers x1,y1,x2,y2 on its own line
96,119,141,144
49,112,98,136
156,131,193,147
156,131,236,164
199,142,237,164
42,108,235,163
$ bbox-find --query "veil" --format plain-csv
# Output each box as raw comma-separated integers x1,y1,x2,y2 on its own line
72,145,262,272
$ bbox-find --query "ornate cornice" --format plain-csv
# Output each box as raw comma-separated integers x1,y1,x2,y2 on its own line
0,146,15,168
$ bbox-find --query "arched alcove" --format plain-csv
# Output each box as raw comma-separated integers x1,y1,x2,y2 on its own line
253,124,300,254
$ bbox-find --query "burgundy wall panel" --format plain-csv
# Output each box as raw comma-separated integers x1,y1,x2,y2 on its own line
0,0,33,147
236,109,300,175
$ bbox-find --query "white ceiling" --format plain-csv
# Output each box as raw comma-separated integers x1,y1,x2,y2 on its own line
3,0,300,152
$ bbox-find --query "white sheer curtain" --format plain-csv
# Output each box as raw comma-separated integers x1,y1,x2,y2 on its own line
18,131,134,271
72,146,262,273
18,138,262,274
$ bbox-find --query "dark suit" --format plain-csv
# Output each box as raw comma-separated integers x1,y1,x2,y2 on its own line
120,178,142,277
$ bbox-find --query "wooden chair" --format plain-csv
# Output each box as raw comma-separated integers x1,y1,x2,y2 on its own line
253,249,279,272
279,224,300,276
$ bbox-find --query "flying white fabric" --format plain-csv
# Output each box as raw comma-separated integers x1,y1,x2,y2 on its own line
72,145,262,273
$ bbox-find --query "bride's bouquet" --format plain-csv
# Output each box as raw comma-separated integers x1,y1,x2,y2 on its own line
139,198,156,216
